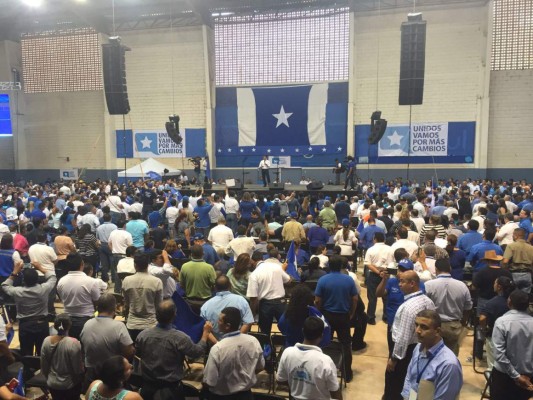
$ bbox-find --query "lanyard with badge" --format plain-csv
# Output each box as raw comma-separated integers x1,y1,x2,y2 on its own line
409,342,445,400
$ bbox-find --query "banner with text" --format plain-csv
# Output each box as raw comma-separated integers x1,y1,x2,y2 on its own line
133,130,186,158
269,156,292,168
378,123,448,157
354,121,475,164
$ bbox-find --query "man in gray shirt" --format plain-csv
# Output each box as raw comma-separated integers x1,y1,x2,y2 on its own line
423,258,473,355
1,260,56,355
122,253,163,341
80,293,134,384
136,300,212,400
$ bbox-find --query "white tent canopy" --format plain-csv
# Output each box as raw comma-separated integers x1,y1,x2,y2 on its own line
117,158,181,178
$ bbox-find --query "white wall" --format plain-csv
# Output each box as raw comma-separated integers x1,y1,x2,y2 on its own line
353,1,491,168
488,69,533,168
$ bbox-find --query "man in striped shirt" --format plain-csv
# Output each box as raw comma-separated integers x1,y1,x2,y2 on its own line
384,270,435,400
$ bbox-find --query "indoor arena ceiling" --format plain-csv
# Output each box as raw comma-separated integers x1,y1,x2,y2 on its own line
0,0,488,40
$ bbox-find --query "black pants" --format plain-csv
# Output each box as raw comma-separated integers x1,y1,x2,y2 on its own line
19,317,49,356
209,390,253,400
261,169,270,187
491,368,533,400
322,310,353,380
366,272,382,322
344,173,355,190
141,380,183,400
49,383,82,400
351,298,368,349
37,275,57,315
384,343,416,400
128,328,145,342
258,299,286,335
69,316,92,341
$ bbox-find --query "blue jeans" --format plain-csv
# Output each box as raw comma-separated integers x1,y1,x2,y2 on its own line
98,244,114,282
226,213,238,234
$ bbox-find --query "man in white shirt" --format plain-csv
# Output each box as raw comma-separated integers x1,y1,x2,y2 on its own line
148,250,177,299
28,232,57,274
226,225,256,259
258,155,271,187
247,248,291,335
203,307,264,399
391,227,419,258
277,316,341,400
57,253,101,339
496,213,519,247
80,205,100,233
165,199,180,237
364,232,394,325
108,220,133,292
224,187,240,234
208,217,234,252
105,190,124,224
209,194,226,226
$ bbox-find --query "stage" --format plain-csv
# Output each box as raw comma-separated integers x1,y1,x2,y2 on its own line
177,184,362,198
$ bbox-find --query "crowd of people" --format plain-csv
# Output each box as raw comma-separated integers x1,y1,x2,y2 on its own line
0,176,531,399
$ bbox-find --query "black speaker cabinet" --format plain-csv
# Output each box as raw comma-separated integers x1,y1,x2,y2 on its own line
399,15,426,106
307,181,324,190
102,43,130,115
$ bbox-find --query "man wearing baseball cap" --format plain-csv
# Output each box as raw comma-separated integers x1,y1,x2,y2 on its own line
281,211,305,244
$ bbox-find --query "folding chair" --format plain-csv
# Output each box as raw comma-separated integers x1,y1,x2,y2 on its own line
248,332,277,393
322,339,346,388
480,370,491,400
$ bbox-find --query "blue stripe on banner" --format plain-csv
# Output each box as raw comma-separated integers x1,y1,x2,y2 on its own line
354,121,475,164
116,130,133,158
184,129,206,157
328,82,349,103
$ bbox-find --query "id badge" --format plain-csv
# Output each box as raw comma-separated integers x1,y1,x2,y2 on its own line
409,388,417,400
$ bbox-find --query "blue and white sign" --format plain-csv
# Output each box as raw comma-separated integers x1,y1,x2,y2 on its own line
378,123,448,157
134,130,186,158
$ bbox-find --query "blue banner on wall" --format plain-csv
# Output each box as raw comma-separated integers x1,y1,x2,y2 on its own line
116,128,206,159
0,94,13,136
355,121,475,164
215,82,348,167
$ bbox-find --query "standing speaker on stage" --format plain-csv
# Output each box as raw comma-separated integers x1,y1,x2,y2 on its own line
258,155,271,187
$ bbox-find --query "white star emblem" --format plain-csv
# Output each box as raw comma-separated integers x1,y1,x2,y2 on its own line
252,148,256,152
295,148,300,153
140,136,152,149
322,148,327,152
308,147,313,151
272,105,293,128
337,146,342,151
217,148,222,153
280,148,285,153
267,149,271,153
227,148,232,152
240,148,244,153
318,313,329,329
388,131,403,146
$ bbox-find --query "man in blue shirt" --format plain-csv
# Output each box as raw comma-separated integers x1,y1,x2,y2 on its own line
194,198,213,237
402,309,463,400
343,156,356,191
457,220,482,257
518,209,533,242
192,233,219,267
126,211,149,250
359,218,385,250
467,229,503,270
315,255,358,382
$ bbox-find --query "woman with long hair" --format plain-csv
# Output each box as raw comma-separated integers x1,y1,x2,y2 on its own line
301,256,326,282
333,219,357,268
41,314,84,400
445,234,466,280
48,206,62,231
174,210,191,248
85,356,141,400
164,239,186,260
75,224,99,275
277,285,316,347
226,253,251,298
299,196,312,218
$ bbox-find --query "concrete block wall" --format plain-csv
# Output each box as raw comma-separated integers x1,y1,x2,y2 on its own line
353,2,489,167
488,69,533,169
111,27,207,170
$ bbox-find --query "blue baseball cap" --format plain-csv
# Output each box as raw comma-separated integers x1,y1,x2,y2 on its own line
342,218,350,227
398,258,414,271
193,233,204,240
290,211,298,218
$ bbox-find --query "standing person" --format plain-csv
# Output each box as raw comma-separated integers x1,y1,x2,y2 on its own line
402,310,463,400
122,253,163,341
41,314,84,400
277,316,341,400
108,219,133,293
136,300,211,400
80,294,135,385
203,307,264,400
1,260,56,356
75,224,100,275
224,187,240,234
85,356,141,400
333,158,343,186
491,289,533,400
53,227,76,282
258,155,271,187
96,214,117,284
423,258,473,355
343,156,356,191
502,228,533,293
247,248,291,335
57,253,102,340
314,255,358,383
126,212,149,251
384,271,435,400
